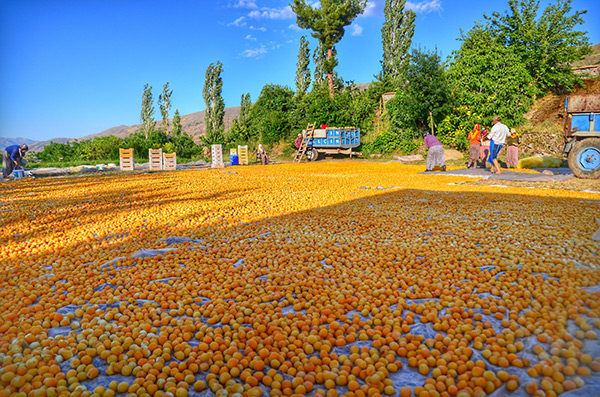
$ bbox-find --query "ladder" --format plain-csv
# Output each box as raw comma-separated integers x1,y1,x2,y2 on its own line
293,122,317,163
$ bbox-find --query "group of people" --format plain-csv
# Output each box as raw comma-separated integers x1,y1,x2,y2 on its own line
2,144,29,179
467,116,520,172
424,115,520,173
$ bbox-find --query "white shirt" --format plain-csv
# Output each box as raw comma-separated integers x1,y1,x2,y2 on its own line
489,122,510,144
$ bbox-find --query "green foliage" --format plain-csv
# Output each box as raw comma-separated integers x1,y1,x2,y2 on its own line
486,0,590,94
435,106,475,151
203,61,225,145
139,84,155,139
36,141,79,162
446,25,535,127
78,136,122,161
172,109,183,137
249,84,295,144
381,0,416,83
158,82,172,136
291,0,367,95
296,36,311,95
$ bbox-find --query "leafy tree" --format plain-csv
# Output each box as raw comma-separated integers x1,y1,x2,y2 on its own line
158,82,172,137
485,0,590,94
172,109,183,137
388,47,452,134
239,93,252,131
203,62,225,145
313,43,326,86
295,36,311,95
290,0,367,97
446,25,535,127
381,0,416,84
139,84,155,139
78,136,122,161
249,84,295,144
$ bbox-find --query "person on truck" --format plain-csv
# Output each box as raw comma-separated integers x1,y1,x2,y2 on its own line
467,123,482,169
487,116,510,174
2,144,29,179
423,131,446,172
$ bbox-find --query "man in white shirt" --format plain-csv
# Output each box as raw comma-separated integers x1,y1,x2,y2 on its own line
488,115,510,174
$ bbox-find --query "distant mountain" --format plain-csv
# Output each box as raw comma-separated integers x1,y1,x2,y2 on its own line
0,137,37,149
24,106,242,153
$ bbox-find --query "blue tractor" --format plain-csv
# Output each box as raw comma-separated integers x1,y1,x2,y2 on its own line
563,94,600,179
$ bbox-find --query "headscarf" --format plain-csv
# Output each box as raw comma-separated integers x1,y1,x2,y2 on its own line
510,128,517,138
258,144,264,153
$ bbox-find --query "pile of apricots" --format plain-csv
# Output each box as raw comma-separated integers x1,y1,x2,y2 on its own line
0,162,599,397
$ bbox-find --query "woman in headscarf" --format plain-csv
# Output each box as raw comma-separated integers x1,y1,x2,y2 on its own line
480,127,490,169
423,131,446,172
505,128,520,168
467,123,481,169
257,144,269,165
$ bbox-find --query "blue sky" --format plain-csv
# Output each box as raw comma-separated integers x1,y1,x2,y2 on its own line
1,0,598,141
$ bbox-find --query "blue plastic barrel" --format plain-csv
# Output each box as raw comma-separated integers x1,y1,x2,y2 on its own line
230,155,239,166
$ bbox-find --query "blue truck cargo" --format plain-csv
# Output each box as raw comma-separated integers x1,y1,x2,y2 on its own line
563,95,600,179
302,127,361,161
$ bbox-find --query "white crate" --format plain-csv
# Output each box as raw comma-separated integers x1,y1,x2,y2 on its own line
211,144,224,169
163,152,177,170
149,148,163,170
119,148,134,171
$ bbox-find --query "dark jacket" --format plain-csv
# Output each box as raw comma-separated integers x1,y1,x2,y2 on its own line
5,145,23,163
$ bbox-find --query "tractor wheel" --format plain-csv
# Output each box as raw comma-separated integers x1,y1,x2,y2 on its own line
568,138,600,179
306,148,319,162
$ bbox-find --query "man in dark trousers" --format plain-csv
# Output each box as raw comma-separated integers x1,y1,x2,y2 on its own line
2,144,29,179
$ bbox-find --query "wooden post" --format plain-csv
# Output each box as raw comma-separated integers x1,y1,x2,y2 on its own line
430,111,434,134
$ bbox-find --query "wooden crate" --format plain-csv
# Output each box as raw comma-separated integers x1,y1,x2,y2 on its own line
211,144,224,169
237,145,249,165
163,152,177,170
149,148,163,170
119,148,134,171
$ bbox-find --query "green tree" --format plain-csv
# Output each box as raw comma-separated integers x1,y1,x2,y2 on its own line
158,82,172,137
389,47,452,133
139,84,155,139
313,43,326,86
446,26,535,127
203,61,225,145
249,84,295,144
290,0,367,97
486,0,590,94
239,93,252,131
172,109,183,137
381,0,416,84
295,36,311,95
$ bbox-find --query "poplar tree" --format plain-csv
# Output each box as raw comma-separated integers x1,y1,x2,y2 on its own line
239,93,252,131
139,84,155,139
381,0,416,83
203,62,225,144
158,82,172,137
291,0,367,97
295,36,311,95
313,43,326,86
172,109,182,138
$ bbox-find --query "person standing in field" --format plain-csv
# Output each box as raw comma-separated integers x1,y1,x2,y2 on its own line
487,115,510,174
480,127,490,169
505,128,520,168
257,144,269,165
467,123,482,169
2,144,29,179
423,131,446,172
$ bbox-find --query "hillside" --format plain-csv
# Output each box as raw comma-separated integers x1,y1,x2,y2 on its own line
27,106,241,153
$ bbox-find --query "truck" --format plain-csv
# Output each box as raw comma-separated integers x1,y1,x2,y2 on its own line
563,94,600,179
301,127,361,161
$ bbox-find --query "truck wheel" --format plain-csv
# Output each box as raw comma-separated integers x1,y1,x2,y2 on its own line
305,148,319,162
568,138,600,179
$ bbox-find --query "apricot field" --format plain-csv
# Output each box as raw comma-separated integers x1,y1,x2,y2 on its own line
0,162,599,397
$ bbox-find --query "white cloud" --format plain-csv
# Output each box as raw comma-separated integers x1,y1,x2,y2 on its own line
249,25,267,32
288,23,302,32
350,24,363,36
362,1,377,17
245,34,256,41
248,5,295,19
231,0,258,8
228,16,247,27
241,46,268,58
407,0,442,14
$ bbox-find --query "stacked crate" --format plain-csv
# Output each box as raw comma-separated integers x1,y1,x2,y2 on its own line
211,145,224,169
163,153,177,170
238,145,249,165
149,149,163,171
119,148,135,171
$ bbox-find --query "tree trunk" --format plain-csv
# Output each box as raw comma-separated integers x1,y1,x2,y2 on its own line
327,48,334,98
